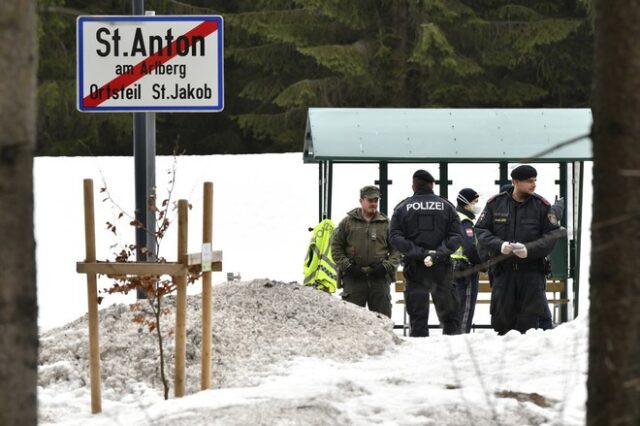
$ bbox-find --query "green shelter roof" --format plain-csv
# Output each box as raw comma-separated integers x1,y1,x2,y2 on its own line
303,108,592,163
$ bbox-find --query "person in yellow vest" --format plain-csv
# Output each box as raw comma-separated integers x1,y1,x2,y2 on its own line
331,185,401,317
451,188,483,333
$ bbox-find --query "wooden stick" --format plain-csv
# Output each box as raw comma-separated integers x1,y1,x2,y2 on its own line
83,179,102,414
174,199,188,397
76,255,222,276
201,182,213,390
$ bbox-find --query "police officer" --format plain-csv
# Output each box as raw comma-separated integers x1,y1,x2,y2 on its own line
475,165,562,335
489,184,566,330
390,170,462,336
332,185,401,317
451,188,483,334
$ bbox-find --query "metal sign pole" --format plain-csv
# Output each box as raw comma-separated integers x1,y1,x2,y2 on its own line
133,0,157,299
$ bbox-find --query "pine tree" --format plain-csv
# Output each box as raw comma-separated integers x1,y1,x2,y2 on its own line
229,0,593,150
36,0,593,155
37,0,133,155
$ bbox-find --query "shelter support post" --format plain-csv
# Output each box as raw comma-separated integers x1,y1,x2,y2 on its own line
376,162,391,215
327,161,333,219
318,163,323,222
318,161,333,221
573,161,584,317
496,162,510,188
558,162,569,322
437,162,451,199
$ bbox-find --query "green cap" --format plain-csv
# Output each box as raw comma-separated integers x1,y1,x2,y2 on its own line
360,185,381,199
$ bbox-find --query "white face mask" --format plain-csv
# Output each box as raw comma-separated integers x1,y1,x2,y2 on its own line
468,203,481,215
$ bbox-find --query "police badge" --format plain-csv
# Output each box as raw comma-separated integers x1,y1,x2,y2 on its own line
548,213,558,226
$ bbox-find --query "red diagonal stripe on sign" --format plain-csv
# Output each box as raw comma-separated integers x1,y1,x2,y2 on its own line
82,20,218,108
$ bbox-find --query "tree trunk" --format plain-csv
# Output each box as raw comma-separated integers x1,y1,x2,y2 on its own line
389,0,409,106
0,1,38,425
588,1,640,425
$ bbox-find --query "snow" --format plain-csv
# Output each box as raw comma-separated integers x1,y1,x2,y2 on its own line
35,153,592,425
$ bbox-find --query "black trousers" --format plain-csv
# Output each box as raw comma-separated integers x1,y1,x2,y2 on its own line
490,267,548,335
403,262,460,337
455,270,479,334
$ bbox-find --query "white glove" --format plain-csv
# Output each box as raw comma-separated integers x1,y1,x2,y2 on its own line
424,256,434,267
501,242,513,255
512,243,528,258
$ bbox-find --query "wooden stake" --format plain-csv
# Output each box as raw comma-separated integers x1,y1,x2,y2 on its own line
201,182,213,390
83,179,102,413
174,199,188,397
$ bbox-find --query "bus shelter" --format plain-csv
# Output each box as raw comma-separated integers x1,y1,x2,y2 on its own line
303,108,592,323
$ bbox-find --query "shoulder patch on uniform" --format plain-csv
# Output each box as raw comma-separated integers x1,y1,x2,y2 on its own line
486,195,498,204
487,192,509,204
533,193,550,205
547,212,559,226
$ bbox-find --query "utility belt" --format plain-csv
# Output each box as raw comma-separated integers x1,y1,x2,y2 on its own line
410,256,451,267
494,261,544,274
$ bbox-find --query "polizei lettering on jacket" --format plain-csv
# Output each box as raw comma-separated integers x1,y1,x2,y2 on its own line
95,28,206,57
406,201,445,211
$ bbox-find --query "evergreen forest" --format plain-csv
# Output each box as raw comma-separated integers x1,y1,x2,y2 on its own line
37,0,594,156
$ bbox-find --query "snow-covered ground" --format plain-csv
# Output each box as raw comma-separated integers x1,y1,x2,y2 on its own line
35,154,592,425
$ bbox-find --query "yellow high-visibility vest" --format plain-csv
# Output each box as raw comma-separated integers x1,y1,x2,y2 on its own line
451,211,476,262
303,219,338,293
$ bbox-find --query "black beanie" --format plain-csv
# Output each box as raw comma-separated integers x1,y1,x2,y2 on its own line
457,188,479,206
413,169,435,183
511,165,537,180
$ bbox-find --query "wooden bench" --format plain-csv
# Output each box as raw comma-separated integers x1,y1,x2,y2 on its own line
393,270,569,334
475,273,569,303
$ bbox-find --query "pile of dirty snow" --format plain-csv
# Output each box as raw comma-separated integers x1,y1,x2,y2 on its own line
39,279,400,399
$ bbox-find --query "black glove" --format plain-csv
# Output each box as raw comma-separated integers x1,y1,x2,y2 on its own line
346,264,364,278
371,262,387,278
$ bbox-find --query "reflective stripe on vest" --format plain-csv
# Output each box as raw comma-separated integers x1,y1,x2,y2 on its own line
450,211,474,262
303,219,338,293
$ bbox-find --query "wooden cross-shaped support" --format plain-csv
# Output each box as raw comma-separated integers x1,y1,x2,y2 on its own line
77,179,222,412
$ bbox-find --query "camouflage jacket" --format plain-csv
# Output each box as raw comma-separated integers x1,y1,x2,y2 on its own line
331,208,401,279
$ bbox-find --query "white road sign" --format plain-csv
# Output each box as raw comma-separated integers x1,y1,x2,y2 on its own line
77,16,223,112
